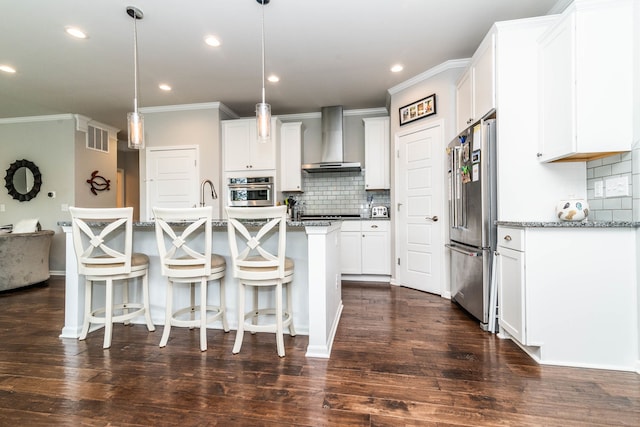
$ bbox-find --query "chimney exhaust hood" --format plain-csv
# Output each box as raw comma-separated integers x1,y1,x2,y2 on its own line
302,106,361,173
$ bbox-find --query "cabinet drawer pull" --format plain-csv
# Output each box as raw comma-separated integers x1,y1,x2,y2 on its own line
503,235,512,241
370,225,378,229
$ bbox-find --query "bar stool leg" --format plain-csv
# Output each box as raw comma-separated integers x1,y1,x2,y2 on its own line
159,280,173,347
200,277,207,352
79,279,92,341
220,276,229,333
275,282,285,357
232,282,246,354
142,273,155,332
286,282,296,337
103,279,114,349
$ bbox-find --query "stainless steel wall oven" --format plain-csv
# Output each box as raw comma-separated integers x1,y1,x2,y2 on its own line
227,176,274,207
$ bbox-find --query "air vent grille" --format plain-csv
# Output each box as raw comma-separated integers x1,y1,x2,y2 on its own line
86,124,109,153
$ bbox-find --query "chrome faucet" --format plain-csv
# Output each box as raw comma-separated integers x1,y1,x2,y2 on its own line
200,179,218,206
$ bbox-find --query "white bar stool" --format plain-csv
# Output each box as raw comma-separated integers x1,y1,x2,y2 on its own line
153,206,229,352
69,207,156,349
226,205,295,357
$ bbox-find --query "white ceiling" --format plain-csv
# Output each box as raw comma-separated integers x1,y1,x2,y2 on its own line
0,0,565,135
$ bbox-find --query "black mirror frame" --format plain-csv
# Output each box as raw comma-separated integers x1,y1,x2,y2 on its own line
4,159,42,202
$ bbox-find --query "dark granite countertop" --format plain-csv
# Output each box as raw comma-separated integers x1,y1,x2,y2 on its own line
58,219,338,228
496,220,640,228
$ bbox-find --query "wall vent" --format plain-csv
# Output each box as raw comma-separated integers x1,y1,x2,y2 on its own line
86,124,109,153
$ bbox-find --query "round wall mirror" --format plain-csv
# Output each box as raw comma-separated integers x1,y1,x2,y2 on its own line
4,159,42,202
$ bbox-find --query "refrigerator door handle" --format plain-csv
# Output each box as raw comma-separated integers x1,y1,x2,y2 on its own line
445,244,482,257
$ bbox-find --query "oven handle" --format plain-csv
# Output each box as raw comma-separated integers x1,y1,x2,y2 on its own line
228,183,273,190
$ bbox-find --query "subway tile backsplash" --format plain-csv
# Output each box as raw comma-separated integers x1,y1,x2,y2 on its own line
587,143,640,222
283,144,640,222
282,171,390,216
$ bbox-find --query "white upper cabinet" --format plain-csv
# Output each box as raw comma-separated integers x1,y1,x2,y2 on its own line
455,68,473,133
537,0,635,162
279,122,303,192
472,33,496,121
222,118,277,172
363,117,390,190
493,16,585,222
455,33,495,133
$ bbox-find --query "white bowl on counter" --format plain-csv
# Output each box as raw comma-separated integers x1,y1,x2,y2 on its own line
556,199,589,221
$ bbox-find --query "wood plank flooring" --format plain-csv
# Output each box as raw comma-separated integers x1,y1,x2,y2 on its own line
0,277,638,426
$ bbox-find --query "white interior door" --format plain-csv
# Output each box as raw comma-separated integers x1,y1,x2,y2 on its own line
395,123,443,294
146,147,199,220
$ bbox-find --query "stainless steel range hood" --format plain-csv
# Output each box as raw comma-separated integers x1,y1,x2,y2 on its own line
302,106,361,173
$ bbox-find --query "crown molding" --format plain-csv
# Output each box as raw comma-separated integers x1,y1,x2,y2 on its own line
140,101,239,118
0,114,75,124
387,59,470,96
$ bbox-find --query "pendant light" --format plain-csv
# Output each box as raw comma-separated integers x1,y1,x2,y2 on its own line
126,6,144,149
256,0,271,142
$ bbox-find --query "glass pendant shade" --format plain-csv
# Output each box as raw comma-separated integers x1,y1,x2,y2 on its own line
256,102,271,142
127,111,144,149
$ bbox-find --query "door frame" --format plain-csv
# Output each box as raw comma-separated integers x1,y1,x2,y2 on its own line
392,119,450,298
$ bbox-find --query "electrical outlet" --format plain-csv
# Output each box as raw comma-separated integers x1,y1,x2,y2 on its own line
0,204,5,212
61,204,69,212
594,181,604,198
605,176,628,197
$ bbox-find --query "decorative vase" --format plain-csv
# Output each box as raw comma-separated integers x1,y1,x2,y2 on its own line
556,199,589,221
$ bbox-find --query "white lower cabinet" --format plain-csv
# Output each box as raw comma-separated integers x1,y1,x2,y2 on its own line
496,227,527,344
496,225,637,371
341,220,390,276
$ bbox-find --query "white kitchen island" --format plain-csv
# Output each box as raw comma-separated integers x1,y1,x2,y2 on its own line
59,219,343,358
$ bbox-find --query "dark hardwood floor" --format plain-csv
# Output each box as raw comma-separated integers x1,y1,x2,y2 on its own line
0,277,638,426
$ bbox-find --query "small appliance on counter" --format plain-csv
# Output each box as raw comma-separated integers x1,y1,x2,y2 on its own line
371,206,389,218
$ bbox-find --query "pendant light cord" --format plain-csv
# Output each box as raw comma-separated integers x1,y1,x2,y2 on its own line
260,0,266,104
133,12,139,114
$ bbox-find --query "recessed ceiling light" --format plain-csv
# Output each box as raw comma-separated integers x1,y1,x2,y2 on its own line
267,75,280,83
391,64,404,73
0,65,16,74
65,26,88,39
204,36,221,47
159,84,172,91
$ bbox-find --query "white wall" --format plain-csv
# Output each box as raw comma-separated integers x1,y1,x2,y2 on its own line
0,116,75,272
74,129,117,208
139,102,230,219
0,114,120,272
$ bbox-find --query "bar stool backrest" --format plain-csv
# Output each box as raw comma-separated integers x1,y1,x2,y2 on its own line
226,205,287,281
69,207,133,277
153,206,213,279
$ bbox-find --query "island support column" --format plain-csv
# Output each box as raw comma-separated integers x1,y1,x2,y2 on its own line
304,223,343,358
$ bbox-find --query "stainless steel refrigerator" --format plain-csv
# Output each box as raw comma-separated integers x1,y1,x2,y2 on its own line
446,118,497,328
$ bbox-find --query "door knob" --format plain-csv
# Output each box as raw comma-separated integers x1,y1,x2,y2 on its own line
426,215,438,222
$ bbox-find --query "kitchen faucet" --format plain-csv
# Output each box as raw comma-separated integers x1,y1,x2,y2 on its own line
200,179,218,206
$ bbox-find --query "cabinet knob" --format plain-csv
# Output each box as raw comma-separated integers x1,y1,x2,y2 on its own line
504,235,512,241
536,153,542,158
